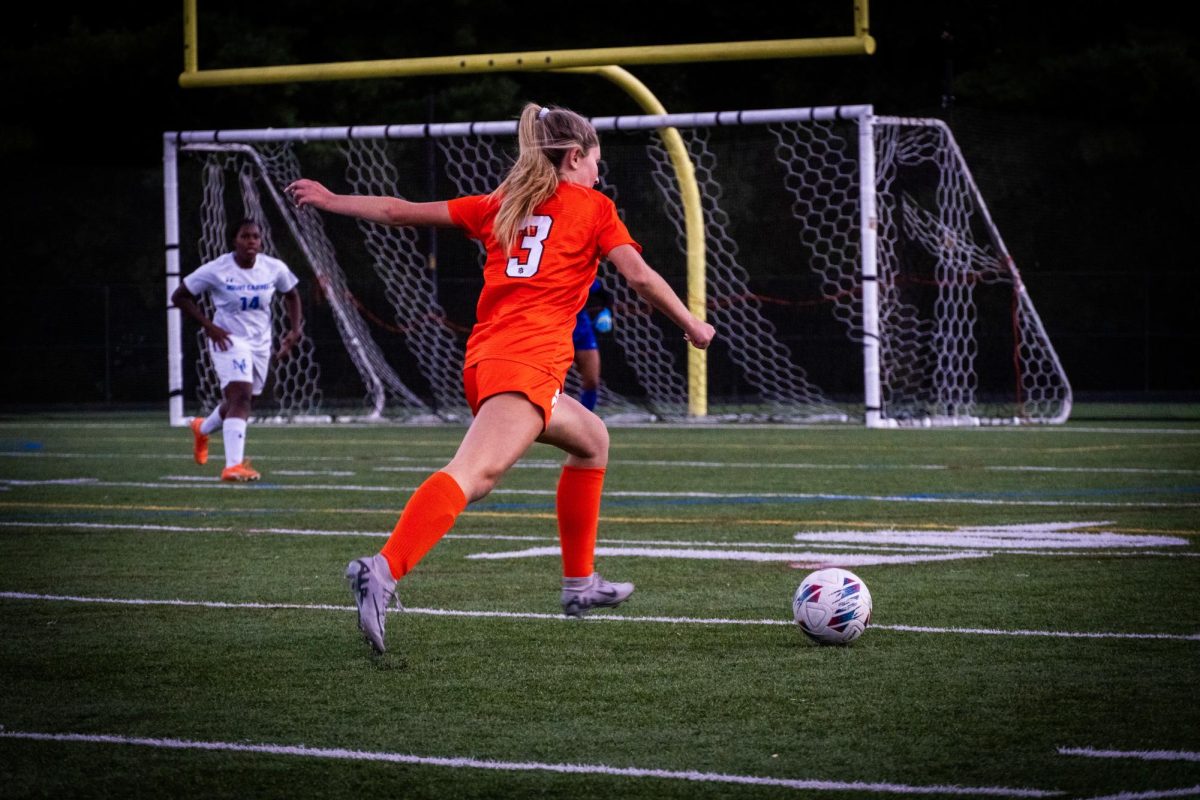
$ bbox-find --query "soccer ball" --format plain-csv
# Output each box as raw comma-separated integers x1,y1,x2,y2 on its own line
792,567,873,645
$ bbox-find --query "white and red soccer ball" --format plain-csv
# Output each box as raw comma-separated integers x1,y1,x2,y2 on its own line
793,567,873,645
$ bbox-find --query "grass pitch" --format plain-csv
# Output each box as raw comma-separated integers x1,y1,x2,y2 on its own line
1,408,1197,799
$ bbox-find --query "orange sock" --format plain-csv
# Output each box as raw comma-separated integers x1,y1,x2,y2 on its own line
380,471,467,579
556,465,606,578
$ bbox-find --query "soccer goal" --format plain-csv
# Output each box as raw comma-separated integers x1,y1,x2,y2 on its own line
163,105,1071,427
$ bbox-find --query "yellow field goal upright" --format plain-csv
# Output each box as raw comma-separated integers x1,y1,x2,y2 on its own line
171,0,876,420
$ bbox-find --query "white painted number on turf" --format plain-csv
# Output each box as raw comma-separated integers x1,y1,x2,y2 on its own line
506,215,552,278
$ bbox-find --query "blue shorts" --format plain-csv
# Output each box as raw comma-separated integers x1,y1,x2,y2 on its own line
572,311,597,351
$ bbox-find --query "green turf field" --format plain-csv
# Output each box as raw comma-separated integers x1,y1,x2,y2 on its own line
1,408,1197,799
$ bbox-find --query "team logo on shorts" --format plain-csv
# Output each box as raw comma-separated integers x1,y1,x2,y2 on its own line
233,358,247,374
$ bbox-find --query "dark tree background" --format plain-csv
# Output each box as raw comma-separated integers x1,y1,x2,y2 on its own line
1,1,1196,406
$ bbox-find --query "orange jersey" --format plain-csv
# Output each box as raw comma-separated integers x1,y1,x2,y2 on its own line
447,183,640,380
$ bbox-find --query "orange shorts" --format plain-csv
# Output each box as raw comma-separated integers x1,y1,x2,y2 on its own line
463,359,562,431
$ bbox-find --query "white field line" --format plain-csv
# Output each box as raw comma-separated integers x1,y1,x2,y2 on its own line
986,466,1200,476
984,550,1200,558
465,545,993,567
1078,788,1200,800
1058,747,1200,763
791,530,1188,549
4,521,1196,563
6,449,1200,477
466,548,1194,564
879,624,1200,641
615,462,1200,475
374,460,955,472
2,591,1197,641
2,418,1198,434
0,730,1061,798
0,521,956,551
4,521,1195,561
0,502,1194,538
2,478,1198,509
0,520,387,538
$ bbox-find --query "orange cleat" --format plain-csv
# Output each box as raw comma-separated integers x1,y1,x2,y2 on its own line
190,417,209,465
220,461,260,482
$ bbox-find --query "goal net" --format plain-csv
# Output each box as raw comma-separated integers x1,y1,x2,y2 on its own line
163,106,1071,427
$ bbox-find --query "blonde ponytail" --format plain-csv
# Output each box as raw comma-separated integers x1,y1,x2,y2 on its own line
492,103,599,253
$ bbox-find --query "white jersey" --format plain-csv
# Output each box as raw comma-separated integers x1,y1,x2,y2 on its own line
183,252,299,351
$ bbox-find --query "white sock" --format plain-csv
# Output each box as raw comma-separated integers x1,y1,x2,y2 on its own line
223,417,248,467
199,407,223,435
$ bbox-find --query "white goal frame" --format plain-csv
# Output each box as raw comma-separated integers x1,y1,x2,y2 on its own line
163,105,1071,427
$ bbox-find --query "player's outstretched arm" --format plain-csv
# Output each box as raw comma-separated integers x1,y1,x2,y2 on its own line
608,244,715,350
286,179,454,228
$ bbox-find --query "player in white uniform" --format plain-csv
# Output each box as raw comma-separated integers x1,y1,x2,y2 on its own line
171,219,303,481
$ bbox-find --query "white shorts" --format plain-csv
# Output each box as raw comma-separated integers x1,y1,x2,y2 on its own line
210,339,270,395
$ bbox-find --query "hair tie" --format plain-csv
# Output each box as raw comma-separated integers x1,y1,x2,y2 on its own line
537,106,550,120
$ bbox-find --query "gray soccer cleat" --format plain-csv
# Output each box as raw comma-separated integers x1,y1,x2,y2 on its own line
344,554,398,653
560,572,634,618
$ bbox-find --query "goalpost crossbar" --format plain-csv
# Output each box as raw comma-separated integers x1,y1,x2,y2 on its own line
172,106,876,145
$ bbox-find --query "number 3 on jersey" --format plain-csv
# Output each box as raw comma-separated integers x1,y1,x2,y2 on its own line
506,215,553,278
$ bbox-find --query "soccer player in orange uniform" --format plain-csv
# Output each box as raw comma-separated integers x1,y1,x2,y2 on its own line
287,103,715,654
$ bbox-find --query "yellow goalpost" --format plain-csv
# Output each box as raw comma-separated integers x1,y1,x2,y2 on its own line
176,0,875,417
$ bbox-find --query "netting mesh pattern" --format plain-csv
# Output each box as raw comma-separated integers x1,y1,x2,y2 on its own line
190,146,435,421
175,110,1070,425
772,117,1070,424
648,129,845,421
342,139,469,419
